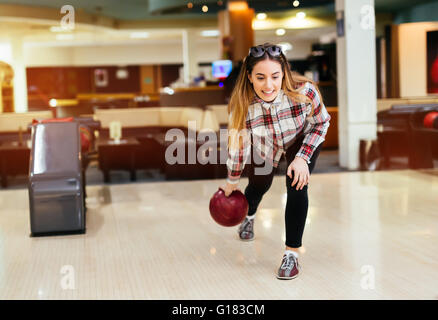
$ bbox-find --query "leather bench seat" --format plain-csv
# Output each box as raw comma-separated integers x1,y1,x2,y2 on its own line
377,104,438,169
206,104,228,129
0,111,53,144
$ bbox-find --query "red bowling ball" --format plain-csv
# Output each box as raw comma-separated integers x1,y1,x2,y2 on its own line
423,111,438,128
209,188,248,227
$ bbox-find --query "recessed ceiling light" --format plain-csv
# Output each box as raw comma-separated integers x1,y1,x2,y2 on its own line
201,30,220,37
256,13,267,20
202,5,208,13
297,12,306,19
276,28,286,36
130,32,149,39
293,0,300,7
187,2,193,9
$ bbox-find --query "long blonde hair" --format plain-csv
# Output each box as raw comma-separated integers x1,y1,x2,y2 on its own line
227,43,324,149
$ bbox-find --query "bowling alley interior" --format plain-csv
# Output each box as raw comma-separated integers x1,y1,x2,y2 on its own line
0,0,437,301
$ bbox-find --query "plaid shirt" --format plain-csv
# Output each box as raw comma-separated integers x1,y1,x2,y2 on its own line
226,82,331,184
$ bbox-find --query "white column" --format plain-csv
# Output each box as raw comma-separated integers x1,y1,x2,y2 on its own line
182,29,199,85
336,0,377,169
10,36,28,113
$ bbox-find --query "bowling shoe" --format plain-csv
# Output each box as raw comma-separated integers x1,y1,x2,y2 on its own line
276,253,300,280
238,217,254,241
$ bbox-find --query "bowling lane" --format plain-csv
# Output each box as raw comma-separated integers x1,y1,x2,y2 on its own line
0,169,437,299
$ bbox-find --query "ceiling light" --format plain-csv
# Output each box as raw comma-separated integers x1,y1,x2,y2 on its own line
256,13,267,20
56,34,74,41
276,28,286,36
297,12,306,19
228,1,248,11
201,30,220,37
202,5,209,13
285,16,311,28
130,32,149,39
293,0,300,7
187,2,193,9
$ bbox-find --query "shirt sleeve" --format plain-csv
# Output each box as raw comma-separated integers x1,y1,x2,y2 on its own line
226,113,251,184
295,82,331,163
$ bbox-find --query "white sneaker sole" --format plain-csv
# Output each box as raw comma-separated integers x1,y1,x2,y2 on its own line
276,273,299,280
239,236,255,242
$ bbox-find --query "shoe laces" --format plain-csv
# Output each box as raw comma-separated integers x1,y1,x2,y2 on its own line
241,218,254,232
281,254,296,270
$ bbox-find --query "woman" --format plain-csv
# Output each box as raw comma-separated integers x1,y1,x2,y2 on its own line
220,43,331,280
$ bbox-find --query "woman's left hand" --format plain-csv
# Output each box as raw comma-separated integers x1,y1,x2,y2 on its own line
287,157,309,190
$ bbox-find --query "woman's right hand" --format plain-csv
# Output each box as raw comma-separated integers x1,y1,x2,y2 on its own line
220,182,239,197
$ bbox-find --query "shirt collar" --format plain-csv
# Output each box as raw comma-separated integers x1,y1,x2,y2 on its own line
253,90,284,109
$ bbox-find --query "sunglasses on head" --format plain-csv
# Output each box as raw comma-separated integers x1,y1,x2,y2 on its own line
248,45,282,58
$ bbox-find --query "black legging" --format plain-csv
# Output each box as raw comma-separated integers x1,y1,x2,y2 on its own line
244,136,323,248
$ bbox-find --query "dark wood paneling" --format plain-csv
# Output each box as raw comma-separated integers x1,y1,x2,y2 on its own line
160,64,181,87
159,86,226,107
91,66,140,93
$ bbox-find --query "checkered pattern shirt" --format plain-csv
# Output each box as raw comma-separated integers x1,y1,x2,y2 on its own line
226,82,331,184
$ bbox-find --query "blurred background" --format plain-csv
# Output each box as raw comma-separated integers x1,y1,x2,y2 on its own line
0,0,438,187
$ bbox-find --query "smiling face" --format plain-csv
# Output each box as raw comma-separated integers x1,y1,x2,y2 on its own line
248,58,284,102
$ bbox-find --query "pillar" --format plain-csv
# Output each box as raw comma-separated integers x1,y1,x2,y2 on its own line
336,0,377,169
182,29,199,84
218,1,254,62
10,36,28,113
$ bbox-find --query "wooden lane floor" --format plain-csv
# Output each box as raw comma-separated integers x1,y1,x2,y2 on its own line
0,169,437,299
